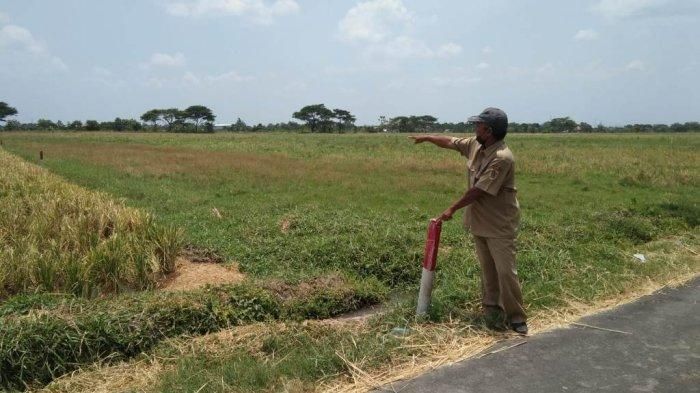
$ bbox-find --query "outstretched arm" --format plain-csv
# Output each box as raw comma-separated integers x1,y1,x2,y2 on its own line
409,135,454,149
409,134,479,220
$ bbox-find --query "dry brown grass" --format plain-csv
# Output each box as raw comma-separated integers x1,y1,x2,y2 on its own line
14,140,462,192
0,148,183,298
15,133,698,191
512,138,698,187
157,258,245,292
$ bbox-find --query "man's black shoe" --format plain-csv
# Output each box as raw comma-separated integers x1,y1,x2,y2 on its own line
510,321,528,335
481,307,507,331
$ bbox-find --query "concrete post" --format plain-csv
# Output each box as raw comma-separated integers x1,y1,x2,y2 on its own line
416,219,442,316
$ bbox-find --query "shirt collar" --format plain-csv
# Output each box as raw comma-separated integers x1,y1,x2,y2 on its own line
479,139,505,157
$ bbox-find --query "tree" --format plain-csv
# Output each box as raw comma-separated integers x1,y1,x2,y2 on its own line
684,121,700,132
85,120,100,131
542,117,577,133
670,122,693,132
3,120,21,130
578,122,593,133
183,105,215,132
0,102,18,124
67,120,83,130
140,109,161,130
388,116,410,132
230,117,249,131
332,108,356,131
387,115,438,132
293,104,334,132
37,119,57,130
415,115,438,131
113,118,125,131
160,108,182,132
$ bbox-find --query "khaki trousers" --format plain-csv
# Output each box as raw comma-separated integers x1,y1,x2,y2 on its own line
473,236,527,323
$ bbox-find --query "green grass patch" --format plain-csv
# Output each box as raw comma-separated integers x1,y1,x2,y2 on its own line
157,324,401,393
0,132,697,390
0,273,386,390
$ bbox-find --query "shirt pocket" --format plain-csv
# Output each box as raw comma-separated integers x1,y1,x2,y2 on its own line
467,166,477,185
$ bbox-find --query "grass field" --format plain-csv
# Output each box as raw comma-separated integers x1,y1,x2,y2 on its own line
0,131,698,391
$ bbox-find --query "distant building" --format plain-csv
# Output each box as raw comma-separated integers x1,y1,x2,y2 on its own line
213,123,231,130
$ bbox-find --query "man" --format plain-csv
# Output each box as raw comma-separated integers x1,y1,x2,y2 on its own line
410,107,527,334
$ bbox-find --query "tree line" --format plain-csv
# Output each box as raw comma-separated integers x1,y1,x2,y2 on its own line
1,101,698,133
0,103,216,133
140,106,215,132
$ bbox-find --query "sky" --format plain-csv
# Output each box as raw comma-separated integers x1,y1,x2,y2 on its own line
1,0,699,126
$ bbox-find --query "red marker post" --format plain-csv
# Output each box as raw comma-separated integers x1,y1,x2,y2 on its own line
416,218,442,316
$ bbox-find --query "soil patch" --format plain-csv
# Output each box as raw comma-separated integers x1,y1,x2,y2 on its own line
158,257,244,291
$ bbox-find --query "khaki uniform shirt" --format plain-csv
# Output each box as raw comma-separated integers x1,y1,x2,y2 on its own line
449,137,520,238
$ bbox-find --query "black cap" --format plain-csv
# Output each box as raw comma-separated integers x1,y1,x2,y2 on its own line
467,107,508,133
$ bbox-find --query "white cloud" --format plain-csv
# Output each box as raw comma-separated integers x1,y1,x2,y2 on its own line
92,66,112,77
482,46,493,55
87,66,125,89
281,80,308,92
1,24,47,55
574,29,599,41
365,36,462,60
626,59,646,71
338,0,412,43
182,71,201,85
537,62,556,74
338,0,460,61
143,52,186,68
165,0,299,23
432,75,481,87
476,62,490,70
145,69,254,88
0,12,9,24
594,0,662,18
436,42,463,57
146,77,166,88
205,70,254,83
592,0,699,19
0,24,67,71
379,36,433,58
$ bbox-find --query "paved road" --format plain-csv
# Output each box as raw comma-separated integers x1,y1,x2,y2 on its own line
379,277,699,393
